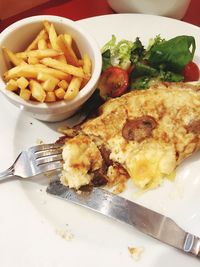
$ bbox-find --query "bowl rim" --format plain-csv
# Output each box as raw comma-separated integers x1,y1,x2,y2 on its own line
0,15,102,111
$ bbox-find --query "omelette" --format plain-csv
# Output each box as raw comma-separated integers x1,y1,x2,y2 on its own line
60,82,200,193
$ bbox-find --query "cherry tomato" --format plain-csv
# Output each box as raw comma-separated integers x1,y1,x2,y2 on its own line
182,61,200,82
98,66,129,98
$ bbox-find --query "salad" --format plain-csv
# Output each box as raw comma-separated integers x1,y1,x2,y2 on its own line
98,35,200,98
73,34,200,121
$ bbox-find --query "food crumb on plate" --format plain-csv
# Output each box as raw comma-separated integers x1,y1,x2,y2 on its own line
55,228,74,241
128,246,144,261
36,138,44,145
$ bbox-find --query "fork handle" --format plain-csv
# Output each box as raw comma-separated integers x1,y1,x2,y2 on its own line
0,166,14,181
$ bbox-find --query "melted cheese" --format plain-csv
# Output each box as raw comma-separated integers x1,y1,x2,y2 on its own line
125,141,176,189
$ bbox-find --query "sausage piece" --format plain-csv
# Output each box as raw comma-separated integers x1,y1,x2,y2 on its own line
185,119,200,134
55,135,68,144
99,145,113,166
91,170,108,186
122,115,157,142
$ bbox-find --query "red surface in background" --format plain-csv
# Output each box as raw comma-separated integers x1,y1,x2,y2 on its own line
0,0,200,33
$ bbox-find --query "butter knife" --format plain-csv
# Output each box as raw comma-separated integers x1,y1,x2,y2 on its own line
47,181,200,257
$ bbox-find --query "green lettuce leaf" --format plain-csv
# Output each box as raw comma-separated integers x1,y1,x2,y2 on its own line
101,35,134,70
148,35,196,72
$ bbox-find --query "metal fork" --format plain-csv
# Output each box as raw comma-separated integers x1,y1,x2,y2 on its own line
0,143,63,182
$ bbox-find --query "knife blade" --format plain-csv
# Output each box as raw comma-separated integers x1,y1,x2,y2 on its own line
47,181,200,257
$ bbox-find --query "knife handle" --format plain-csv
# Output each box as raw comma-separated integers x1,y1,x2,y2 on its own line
184,233,200,257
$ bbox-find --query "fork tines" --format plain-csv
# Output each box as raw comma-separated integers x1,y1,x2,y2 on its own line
29,143,62,153
29,143,63,168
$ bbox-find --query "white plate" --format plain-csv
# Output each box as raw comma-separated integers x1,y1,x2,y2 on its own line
0,14,200,267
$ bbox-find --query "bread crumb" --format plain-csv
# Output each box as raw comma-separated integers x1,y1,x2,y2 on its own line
36,138,44,145
55,228,74,241
128,246,144,261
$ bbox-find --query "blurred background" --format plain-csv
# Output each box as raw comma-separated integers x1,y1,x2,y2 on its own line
0,0,199,32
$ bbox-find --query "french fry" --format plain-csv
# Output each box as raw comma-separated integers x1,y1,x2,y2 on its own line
58,79,68,90
56,55,67,63
5,64,69,80
37,72,59,84
4,65,36,80
81,53,92,88
57,34,80,66
39,67,71,80
40,58,85,78
42,79,58,92
45,91,56,102
49,23,60,50
55,87,65,99
16,49,63,60
83,53,92,76
27,57,39,64
43,20,51,33
63,33,72,46
6,79,18,91
38,39,48,50
30,80,46,102
16,77,29,90
20,88,31,100
26,29,48,51
64,77,82,100
34,64,48,68
3,47,25,66
3,20,92,103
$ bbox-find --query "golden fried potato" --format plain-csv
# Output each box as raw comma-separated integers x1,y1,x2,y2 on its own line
20,88,31,100
3,47,25,66
3,20,92,103
26,29,48,51
57,34,80,67
40,58,85,78
16,49,63,59
6,79,18,91
55,87,65,99
45,91,56,102
29,80,46,102
16,77,29,90
64,77,82,100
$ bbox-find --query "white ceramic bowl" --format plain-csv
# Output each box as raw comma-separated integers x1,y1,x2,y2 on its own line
107,0,191,20
0,15,102,122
